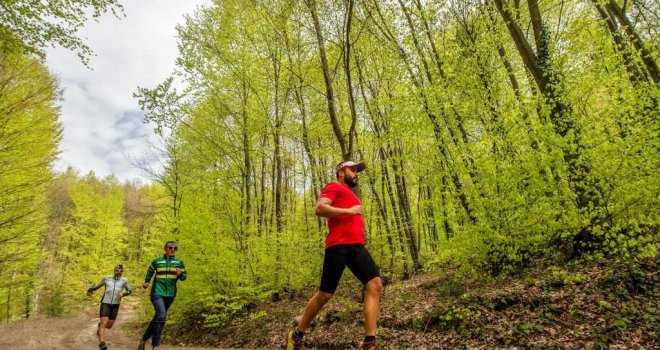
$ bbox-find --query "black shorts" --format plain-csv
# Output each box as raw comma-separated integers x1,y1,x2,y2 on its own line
320,244,380,294
99,303,120,320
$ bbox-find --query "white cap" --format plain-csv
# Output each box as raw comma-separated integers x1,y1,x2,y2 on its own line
336,160,366,173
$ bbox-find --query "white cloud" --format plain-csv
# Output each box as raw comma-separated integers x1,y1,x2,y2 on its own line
47,0,211,183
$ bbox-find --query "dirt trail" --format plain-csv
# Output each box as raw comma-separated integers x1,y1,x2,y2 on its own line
0,305,229,350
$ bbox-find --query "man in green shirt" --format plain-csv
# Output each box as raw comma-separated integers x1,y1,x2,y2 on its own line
137,241,187,350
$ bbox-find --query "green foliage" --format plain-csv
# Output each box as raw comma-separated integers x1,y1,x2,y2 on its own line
593,305,640,348
597,262,658,300
545,266,585,288
50,174,129,303
436,276,466,299
642,307,660,338
433,305,483,334
516,321,544,336
0,0,128,321
0,0,124,64
199,294,250,328
588,262,659,347
44,282,65,317
39,172,166,315
0,48,61,320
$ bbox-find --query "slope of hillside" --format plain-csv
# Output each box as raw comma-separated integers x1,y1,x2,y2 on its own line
160,259,658,349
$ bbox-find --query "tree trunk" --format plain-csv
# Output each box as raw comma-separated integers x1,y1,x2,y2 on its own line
380,149,411,278
343,0,358,157
380,161,409,278
420,179,439,250
591,0,648,85
257,132,268,237
242,81,253,229
306,0,349,159
606,0,660,83
389,142,422,270
5,270,16,321
367,173,396,271
273,56,283,286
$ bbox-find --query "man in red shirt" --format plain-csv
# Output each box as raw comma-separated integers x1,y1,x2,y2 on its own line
286,160,383,350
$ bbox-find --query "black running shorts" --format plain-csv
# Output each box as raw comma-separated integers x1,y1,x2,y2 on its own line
100,303,120,320
320,244,380,294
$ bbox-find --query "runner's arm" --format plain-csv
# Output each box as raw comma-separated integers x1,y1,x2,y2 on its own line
177,261,187,281
143,260,156,288
122,279,132,297
87,280,104,294
315,197,362,217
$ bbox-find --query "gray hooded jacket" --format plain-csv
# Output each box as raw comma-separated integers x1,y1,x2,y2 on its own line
88,276,132,304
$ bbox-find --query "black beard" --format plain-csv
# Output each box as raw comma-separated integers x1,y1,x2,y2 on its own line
345,176,358,188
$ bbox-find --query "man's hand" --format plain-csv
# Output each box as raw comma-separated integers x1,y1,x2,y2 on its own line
143,282,150,289
346,205,363,216
86,291,92,296
176,267,182,277
119,292,124,299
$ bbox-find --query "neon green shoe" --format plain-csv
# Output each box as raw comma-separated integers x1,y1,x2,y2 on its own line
285,330,303,350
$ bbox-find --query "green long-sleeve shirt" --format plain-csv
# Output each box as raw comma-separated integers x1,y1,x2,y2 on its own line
144,255,187,297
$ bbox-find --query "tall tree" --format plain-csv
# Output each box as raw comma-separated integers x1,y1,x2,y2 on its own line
0,50,61,320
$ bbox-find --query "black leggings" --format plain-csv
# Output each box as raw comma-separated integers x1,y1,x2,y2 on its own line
320,244,380,294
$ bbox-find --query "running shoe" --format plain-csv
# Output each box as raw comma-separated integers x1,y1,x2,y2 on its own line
285,330,303,350
361,340,382,349
98,341,107,350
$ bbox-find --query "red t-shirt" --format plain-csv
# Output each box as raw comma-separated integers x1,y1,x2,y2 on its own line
319,182,365,248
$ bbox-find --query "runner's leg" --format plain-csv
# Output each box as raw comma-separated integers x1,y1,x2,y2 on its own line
151,296,174,347
298,245,349,332
98,303,111,342
99,317,110,342
141,296,160,342
298,291,333,332
363,277,383,336
346,245,382,337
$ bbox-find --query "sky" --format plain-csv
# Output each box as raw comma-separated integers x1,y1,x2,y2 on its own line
46,0,211,183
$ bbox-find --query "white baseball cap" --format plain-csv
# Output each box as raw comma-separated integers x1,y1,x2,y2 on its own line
336,160,366,173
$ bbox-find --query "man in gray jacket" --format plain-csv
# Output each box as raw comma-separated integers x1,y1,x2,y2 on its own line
87,264,132,350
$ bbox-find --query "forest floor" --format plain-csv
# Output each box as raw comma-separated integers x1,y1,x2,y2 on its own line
167,259,658,349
